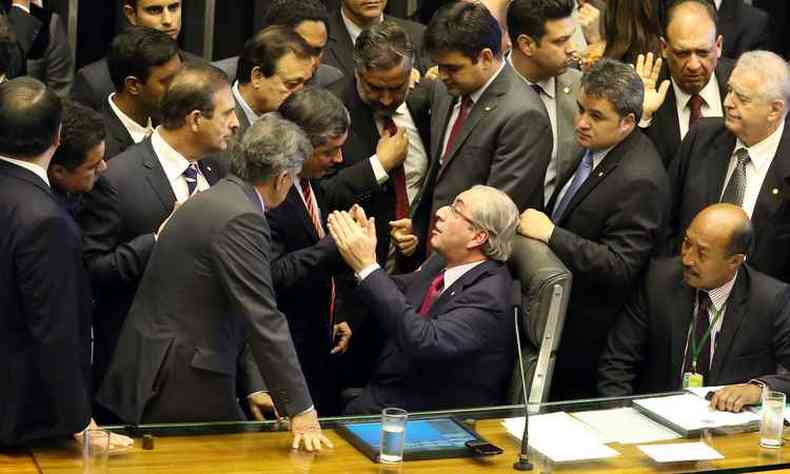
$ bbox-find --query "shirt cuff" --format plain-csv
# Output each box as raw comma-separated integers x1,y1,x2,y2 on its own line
638,116,653,128
295,405,315,417
356,263,381,281
369,155,389,184
246,390,268,399
12,4,31,13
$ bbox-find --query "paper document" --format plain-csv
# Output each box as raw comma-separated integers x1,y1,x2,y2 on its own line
634,394,760,433
572,408,682,444
638,442,724,463
686,386,726,399
502,412,620,462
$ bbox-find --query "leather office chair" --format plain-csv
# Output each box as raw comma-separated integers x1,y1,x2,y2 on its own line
506,235,572,405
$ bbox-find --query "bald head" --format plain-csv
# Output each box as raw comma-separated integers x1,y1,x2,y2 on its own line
160,63,229,129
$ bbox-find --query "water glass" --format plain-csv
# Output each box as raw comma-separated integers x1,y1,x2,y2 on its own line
82,429,110,473
760,391,785,448
379,408,408,464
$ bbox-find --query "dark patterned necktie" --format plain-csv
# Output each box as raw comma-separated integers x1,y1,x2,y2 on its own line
720,148,750,207
442,95,473,162
684,291,712,376
382,117,409,219
183,163,199,196
688,94,705,129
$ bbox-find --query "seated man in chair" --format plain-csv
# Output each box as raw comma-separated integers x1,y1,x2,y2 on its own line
328,185,518,414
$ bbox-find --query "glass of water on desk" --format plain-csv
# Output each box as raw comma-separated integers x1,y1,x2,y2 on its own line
380,408,408,464
760,390,786,448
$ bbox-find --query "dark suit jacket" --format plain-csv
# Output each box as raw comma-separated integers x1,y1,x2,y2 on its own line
326,75,433,264
412,63,552,245
719,0,770,60
344,257,515,414
71,50,202,111
232,92,252,138
323,9,427,79
213,55,343,88
96,176,312,423
0,160,91,445
25,7,73,97
4,5,42,78
78,138,223,388
599,258,790,396
547,129,670,401
644,59,734,167
101,101,135,161
667,118,790,283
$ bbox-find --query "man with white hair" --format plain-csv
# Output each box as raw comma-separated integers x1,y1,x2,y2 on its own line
328,185,518,414
668,50,790,284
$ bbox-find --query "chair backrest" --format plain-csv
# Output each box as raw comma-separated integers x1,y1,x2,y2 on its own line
506,235,572,405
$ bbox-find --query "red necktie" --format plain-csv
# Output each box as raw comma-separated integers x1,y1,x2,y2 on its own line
442,96,473,163
382,117,409,219
300,179,335,324
688,94,705,130
417,273,445,316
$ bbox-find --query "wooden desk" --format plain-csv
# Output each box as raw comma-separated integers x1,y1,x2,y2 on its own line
14,419,790,473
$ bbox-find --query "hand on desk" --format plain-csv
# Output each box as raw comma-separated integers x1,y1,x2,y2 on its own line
247,391,280,421
291,409,334,452
74,418,134,450
709,384,762,413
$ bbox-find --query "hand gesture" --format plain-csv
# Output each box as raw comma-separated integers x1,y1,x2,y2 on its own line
389,218,419,256
424,65,440,81
635,53,670,122
376,128,409,171
290,409,334,452
578,1,602,45
330,322,352,355
247,391,280,421
328,211,378,273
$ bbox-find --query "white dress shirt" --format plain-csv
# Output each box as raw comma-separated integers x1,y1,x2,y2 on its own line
341,8,383,46
232,81,260,125
108,94,154,144
0,156,50,187
714,0,722,9
672,73,724,139
721,120,785,217
681,272,737,374
150,129,210,203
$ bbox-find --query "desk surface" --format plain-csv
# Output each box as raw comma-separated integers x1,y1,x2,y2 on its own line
5,396,790,473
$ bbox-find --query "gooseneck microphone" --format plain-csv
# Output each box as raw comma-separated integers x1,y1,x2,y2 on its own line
511,281,533,471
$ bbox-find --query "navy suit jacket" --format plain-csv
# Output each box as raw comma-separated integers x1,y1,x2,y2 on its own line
344,257,515,414
0,160,91,445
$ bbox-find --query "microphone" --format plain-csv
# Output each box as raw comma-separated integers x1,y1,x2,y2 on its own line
511,280,533,471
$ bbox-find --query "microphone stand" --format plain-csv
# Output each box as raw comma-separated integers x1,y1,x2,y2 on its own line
511,281,533,471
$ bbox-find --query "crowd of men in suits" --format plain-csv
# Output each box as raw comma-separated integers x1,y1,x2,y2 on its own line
3,0,790,451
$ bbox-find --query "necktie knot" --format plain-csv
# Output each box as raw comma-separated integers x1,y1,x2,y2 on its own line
417,272,445,316
689,94,705,110
698,291,712,313
381,116,398,136
531,83,543,96
460,95,473,111
430,273,445,293
299,177,311,194
735,147,751,166
183,163,199,196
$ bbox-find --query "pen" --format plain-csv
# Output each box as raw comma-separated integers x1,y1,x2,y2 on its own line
705,391,716,401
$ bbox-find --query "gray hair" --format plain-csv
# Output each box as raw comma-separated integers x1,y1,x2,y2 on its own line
277,87,350,148
353,20,415,73
466,185,519,261
734,50,790,111
230,115,313,185
581,58,644,122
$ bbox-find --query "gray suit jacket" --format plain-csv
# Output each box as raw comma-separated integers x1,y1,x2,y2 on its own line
25,10,73,97
213,56,343,89
548,69,583,202
96,175,312,424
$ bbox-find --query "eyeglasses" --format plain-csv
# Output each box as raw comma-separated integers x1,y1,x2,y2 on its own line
449,202,496,236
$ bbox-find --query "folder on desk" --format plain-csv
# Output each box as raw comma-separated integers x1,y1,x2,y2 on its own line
633,394,760,437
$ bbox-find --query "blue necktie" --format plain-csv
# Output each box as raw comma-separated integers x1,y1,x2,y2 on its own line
551,150,594,223
183,163,199,196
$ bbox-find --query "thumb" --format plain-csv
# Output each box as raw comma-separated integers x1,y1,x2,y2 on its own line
249,403,264,421
368,217,377,238
389,218,409,228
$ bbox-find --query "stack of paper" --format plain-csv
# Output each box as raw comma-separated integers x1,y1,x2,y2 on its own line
634,393,760,435
502,412,620,462
572,407,682,444
637,442,724,463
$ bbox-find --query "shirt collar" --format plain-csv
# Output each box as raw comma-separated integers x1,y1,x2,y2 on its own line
508,56,556,99
704,270,737,311
443,260,486,292
150,128,194,183
735,118,786,175
713,0,722,10
341,8,383,46
232,81,260,125
587,145,614,170
671,72,720,112
0,155,50,187
254,188,267,213
469,61,506,105
108,93,154,143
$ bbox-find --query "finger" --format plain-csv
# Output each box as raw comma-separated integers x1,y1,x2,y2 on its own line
652,56,663,79
645,52,654,74
657,79,671,102
292,433,302,450
635,53,644,75
368,217,377,239
320,434,335,449
249,403,264,421
304,434,317,452
389,218,410,230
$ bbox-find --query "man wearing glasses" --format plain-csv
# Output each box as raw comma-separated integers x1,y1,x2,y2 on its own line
327,185,519,414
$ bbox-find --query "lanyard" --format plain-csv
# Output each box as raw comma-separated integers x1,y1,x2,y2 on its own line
690,302,726,372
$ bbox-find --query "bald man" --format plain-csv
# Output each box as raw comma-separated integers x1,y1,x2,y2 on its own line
599,203,790,412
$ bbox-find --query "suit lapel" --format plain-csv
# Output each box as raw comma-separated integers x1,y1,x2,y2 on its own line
669,280,696,386
234,96,252,135
751,122,790,235
555,72,581,181
103,103,134,152
347,79,380,155
428,260,498,316
709,270,749,381
327,9,356,77
430,88,454,163
141,139,177,211
198,159,220,185
659,87,681,145
287,185,320,242
705,132,737,204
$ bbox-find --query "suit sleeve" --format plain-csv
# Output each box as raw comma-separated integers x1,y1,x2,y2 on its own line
488,105,552,211
210,213,312,416
269,231,340,292
79,177,157,288
39,13,74,97
549,172,669,292
359,269,494,362
317,158,381,212
759,288,790,394
597,275,651,396
17,214,91,433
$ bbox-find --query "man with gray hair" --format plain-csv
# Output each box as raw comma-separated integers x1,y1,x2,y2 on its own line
97,116,334,452
668,50,790,284
519,58,670,400
327,185,518,414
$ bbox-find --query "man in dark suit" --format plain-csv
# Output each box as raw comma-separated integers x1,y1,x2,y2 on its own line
97,116,333,451
324,0,427,80
667,50,790,283
328,185,518,414
507,0,583,205
599,204,790,412
79,64,235,391
213,0,343,89
103,26,181,160
71,0,201,111
519,59,670,400
717,0,769,60
231,26,313,136
638,0,732,167
0,78,130,449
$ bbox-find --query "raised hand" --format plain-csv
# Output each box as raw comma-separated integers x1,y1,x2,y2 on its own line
635,52,671,122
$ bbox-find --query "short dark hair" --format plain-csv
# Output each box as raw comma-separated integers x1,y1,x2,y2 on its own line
425,2,502,61
107,26,180,92
662,0,719,39
727,219,754,256
581,58,644,122
353,21,414,73
160,63,229,129
123,0,137,7
507,0,574,46
51,100,106,171
0,78,62,158
261,0,328,30
237,26,312,85
278,87,350,148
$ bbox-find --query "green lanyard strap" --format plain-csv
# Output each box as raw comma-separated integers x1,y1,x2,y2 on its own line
691,303,726,373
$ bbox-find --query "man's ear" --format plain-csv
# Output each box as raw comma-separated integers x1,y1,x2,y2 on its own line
516,34,537,57
187,110,202,132
467,229,489,251
124,76,143,96
123,4,138,26
49,163,67,181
